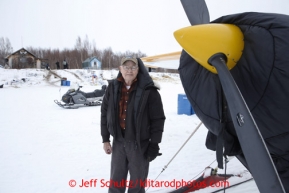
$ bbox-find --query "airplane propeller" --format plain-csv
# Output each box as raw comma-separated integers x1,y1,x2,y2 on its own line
174,0,286,192
181,0,210,25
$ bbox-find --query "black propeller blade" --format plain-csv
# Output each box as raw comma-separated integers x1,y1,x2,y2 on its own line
208,53,285,193
180,0,210,25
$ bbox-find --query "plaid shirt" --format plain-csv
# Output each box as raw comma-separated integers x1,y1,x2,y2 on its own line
117,76,137,130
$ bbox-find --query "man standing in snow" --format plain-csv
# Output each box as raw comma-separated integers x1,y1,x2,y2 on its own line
55,61,60,69
101,56,165,193
63,59,67,69
45,63,50,70
92,72,97,84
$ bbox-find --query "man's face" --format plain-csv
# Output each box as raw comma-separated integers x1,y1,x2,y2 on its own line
119,61,139,83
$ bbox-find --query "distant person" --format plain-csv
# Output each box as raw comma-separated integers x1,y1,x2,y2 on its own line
92,73,97,83
63,59,67,69
46,63,50,70
56,61,60,69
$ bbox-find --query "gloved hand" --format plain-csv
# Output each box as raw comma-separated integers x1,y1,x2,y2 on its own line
103,142,112,154
145,143,161,162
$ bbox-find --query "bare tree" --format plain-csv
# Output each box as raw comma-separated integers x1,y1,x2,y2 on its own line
83,35,91,57
0,37,13,65
102,47,113,69
75,36,83,62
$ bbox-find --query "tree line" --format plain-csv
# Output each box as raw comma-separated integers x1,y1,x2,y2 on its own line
0,35,146,70
0,36,177,73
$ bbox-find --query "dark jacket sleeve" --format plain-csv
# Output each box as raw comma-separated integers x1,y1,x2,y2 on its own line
100,84,111,143
148,89,166,143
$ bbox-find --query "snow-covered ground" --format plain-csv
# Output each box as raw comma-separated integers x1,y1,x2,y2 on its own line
0,68,259,193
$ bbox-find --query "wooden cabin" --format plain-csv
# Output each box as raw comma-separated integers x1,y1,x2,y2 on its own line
5,48,47,69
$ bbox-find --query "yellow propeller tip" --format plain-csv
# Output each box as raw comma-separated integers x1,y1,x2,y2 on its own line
174,24,244,74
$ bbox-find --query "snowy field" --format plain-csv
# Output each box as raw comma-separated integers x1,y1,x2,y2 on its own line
0,68,259,193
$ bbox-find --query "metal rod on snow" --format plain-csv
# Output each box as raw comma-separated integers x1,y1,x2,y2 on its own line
162,122,203,171
148,122,203,188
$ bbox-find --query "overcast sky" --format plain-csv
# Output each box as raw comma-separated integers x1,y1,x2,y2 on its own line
1,0,289,56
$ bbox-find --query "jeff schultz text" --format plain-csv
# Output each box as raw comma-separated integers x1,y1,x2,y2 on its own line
69,179,230,189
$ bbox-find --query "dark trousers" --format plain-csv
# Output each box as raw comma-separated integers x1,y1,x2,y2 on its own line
109,139,149,193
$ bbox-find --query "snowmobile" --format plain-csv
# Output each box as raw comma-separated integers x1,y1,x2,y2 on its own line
54,85,107,109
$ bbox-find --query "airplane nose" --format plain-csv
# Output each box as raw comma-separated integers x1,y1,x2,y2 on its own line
174,24,244,74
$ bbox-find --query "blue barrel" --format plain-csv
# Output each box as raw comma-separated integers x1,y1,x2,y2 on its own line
61,80,66,86
178,94,194,115
66,81,70,86
191,106,195,115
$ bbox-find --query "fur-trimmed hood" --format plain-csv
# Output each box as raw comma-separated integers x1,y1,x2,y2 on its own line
152,80,161,90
